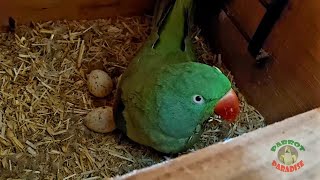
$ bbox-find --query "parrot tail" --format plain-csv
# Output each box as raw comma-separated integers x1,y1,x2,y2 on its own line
151,0,194,53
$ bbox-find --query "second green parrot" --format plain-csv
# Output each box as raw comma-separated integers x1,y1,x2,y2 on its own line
113,0,240,154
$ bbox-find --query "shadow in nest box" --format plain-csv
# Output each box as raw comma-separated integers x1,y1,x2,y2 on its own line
8,17,16,33
91,98,108,107
85,61,105,73
254,54,273,69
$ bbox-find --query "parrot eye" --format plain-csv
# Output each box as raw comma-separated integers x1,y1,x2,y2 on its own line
193,95,205,104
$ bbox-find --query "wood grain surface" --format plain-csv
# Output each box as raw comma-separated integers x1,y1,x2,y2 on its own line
207,0,320,124
113,108,320,180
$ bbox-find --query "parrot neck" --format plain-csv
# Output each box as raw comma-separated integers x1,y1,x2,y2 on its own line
155,0,193,54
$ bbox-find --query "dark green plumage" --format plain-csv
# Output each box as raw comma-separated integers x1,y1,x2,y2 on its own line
113,0,232,154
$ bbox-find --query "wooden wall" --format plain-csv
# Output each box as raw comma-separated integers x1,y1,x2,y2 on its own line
0,0,155,26
206,0,320,124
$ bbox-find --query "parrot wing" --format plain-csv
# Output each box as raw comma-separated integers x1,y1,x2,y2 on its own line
114,0,196,130
152,0,175,29
292,155,297,162
113,0,203,153
280,155,285,163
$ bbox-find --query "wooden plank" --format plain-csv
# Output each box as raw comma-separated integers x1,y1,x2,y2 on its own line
204,0,320,124
113,108,320,180
261,0,320,118
0,0,155,26
205,11,296,124
225,0,265,39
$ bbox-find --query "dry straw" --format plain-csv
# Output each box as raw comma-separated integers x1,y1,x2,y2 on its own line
0,16,265,179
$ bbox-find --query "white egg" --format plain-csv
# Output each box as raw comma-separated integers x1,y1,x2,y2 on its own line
87,69,113,98
84,106,116,133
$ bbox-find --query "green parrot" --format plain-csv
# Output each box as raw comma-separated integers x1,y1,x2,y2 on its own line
113,0,240,154
280,146,297,165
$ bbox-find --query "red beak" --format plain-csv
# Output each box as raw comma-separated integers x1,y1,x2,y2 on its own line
214,89,240,123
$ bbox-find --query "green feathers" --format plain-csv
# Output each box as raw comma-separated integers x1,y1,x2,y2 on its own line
154,0,193,53
113,0,232,153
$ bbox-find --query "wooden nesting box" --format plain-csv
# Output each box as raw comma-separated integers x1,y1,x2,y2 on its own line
0,0,319,179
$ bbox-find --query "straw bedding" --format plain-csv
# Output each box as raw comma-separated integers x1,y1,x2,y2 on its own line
0,16,265,179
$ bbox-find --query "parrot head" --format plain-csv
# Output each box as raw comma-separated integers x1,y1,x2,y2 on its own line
284,146,292,154
153,62,240,144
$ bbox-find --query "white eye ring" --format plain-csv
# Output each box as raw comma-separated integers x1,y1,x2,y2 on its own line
193,95,205,104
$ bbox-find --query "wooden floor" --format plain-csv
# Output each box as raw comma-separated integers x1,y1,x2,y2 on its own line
205,0,320,124
112,108,320,180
